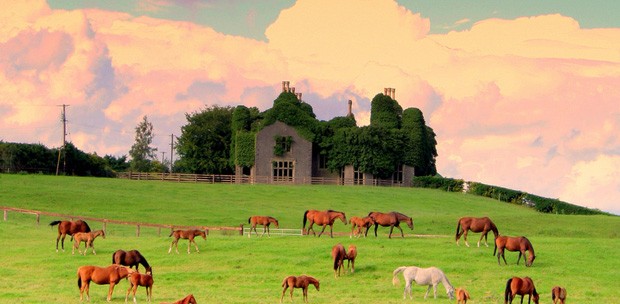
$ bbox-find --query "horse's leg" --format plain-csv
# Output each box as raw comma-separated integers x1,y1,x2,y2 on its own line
318,224,328,238
329,224,335,238
261,225,267,237
56,233,62,252
280,285,287,304
108,282,116,301
477,231,486,247
433,283,438,299
396,225,405,238
125,282,131,303
517,251,523,265
266,225,271,237
61,234,67,252
307,222,315,236
464,229,470,247
424,285,431,299
374,224,379,237
388,225,394,239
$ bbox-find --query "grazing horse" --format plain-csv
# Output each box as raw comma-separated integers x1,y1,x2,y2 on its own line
345,244,357,273
455,216,499,247
72,230,105,255
248,216,279,238
77,264,135,301
494,236,536,267
331,243,346,278
456,287,471,304
168,229,206,254
125,270,153,303
160,294,197,304
50,219,91,252
280,275,320,303
504,276,539,304
302,209,347,238
551,286,566,304
392,266,455,300
113,249,152,273
368,211,414,238
348,216,374,238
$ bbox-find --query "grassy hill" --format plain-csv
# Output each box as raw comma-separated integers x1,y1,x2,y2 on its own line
0,174,618,303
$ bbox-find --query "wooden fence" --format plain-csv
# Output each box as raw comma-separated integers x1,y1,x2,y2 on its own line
1,206,243,237
117,172,409,187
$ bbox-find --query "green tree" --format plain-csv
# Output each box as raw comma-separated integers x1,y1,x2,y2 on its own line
370,93,402,129
175,105,234,174
401,108,437,176
261,92,318,140
129,116,157,172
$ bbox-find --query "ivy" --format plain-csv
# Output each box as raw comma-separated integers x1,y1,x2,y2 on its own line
273,135,293,156
233,131,255,167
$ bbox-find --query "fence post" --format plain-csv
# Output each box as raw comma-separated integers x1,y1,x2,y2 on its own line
3,209,7,221
36,213,40,225
136,225,140,237
239,224,244,236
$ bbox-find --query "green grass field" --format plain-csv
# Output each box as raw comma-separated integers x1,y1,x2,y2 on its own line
0,174,618,303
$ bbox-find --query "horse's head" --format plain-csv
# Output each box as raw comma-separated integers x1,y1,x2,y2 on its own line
100,230,106,239
526,254,536,267
200,230,207,240
274,219,280,229
146,266,153,276
340,212,347,224
406,218,414,230
446,286,455,300
532,288,539,304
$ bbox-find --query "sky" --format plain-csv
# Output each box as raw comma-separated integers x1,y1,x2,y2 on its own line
1,0,619,214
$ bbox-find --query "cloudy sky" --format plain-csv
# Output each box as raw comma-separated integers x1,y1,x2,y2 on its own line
1,0,619,214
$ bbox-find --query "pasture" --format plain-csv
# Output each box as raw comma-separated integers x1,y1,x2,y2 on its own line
0,174,618,303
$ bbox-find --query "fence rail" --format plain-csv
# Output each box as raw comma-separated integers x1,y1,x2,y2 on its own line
1,206,243,237
117,172,409,187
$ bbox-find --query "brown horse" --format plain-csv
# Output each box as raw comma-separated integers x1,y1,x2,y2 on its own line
248,215,279,237
302,209,347,238
368,211,414,238
125,270,153,303
456,287,471,304
504,276,539,304
50,219,91,252
551,286,566,304
168,229,206,254
72,229,105,255
455,216,499,247
112,249,152,273
348,216,374,238
331,243,346,278
345,244,357,273
77,264,135,301
280,275,320,303
160,294,197,304
494,236,536,267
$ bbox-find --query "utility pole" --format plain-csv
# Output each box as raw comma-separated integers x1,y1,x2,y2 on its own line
170,134,174,173
161,151,166,171
55,104,69,175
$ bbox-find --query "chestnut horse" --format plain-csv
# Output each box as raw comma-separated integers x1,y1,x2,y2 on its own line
455,216,499,247
77,264,135,301
113,249,152,273
345,244,357,273
280,275,320,303
551,286,566,304
50,219,91,252
368,211,414,238
302,209,347,238
160,294,197,304
456,287,471,304
331,243,346,278
72,229,105,255
125,270,153,303
248,216,279,238
168,229,206,254
504,276,539,304
348,216,374,238
494,236,536,267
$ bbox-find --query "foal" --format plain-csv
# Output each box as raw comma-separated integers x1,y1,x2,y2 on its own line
125,269,153,303
160,294,197,304
72,230,105,255
551,286,566,304
168,229,206,254
331,243,346,278
345,244,357,273
280,275,320,303
455,287,471,304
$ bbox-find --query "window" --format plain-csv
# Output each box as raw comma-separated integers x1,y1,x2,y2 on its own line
353,167,363,185
272,161,294,181
318,154,328,169
273,135,292,156
393,164,403,183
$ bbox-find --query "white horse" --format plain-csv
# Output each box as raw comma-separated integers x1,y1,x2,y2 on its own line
392,266,455,300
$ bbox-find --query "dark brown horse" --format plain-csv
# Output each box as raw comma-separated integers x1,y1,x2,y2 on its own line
112,249,151,273
168,229,206,254
349,216,374,238
72,229,105,255
77,264,135,301
494,236,536,267
331,243,346,278
504,276,539,304
161,294,197,304
302,209,347,238
125,270,153,303
455,216,499,247
345,244,357,273
50,219,91,252
248,215,279,237
280,275,320,303
551,286,566,304
368,211,414,238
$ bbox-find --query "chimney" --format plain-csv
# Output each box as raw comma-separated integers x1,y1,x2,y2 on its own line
282,81,287,92
296,93,302,101
347,100,352,116
291,87,295,94
391,88,396,99
384,88,388,95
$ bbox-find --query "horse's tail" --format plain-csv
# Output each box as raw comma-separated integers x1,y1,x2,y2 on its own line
281,277,288,288
82,220,91,233
504,278,513,303
455,219,461,241
77,273,82,288
392,266,407,286
493,238,498,256
50,220,61,227
302,210,309,232
248,217,251,224
168,230,174,237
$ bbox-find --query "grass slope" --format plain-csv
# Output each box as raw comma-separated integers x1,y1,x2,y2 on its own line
0,174,618,303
